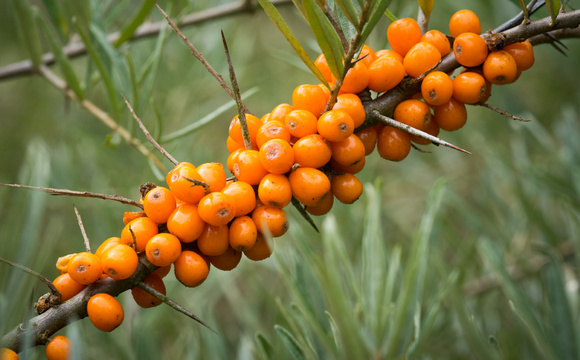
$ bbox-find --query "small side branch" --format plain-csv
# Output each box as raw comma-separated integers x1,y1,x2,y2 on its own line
73,206,92,253
475,102,531,122
0,257,61,304
291,197,319,233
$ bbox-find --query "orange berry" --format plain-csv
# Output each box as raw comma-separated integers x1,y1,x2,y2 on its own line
101,244,138,280
229,113,261,149
229,216,258,251
292,84,331,118
410,116,440,145
433,98,468,131
95,237,122,259
259,139,294,175
167,204,206,243
387,18,422,56
453,32,488,67
394,99,432,131
46,335,71,360
504,40,534,71
317,110,355,142
403,42,441,78
292,134,332,168
197,223,230,256
314,53,333,83
256,120,291,148
358,44,377,68
122,211,145,225
198,192,236,226
367,55,406,93
226,136,243,153
258,173,292,208
284,110,318,138
340,61,369,94
143,186,177,223
288,167,331,207
449,9,481,38
221,181,256,217
153,264,171,278
165,162,194,189
232,149,269,185
452,72,487,104
52,273,85,302
332,94,366,128
269,103,295,123
1,349,18,360
131,273,166,308
227,148,243,174
252,206,288,237
67,252,102,285
330,156,366,174
196,163,227,193
208,246,242,271
421,71,454,106
121,217,158,252
305,191,334,216
244,232,274,261
375,49,404,63
146,233,182,267
87,293,124,332
377,126,411,162
174,250,210,287
329,134,365,167
421,30,452,56
355,127,377,155
483,51,518,85
331,173,363,204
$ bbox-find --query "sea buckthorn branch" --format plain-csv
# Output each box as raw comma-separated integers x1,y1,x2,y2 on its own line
474,102,530,122
0,258,62,307
73,206,92,253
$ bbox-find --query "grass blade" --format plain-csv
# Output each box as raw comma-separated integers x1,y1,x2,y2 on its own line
113,0,156,47
274,324,306,360
11,0,44,70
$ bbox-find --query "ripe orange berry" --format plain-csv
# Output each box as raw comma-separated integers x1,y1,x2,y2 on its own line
122,211,145,225
87,293,124,332
146,233,182,267
504,40,534,71
232,149,269,185
332,94,366,128
1,349,18,360
284,110,318,138
340,61,369,94
131,273,166,308
259,139,294,175
143,186,177,224
375,49,404,63
421,30,452,56
355,127,377,155
394,99,432,131
121,217,158,252
288,167,331,207
226,148,243,174
196,163,227,193
410,116,440,145
67,252,102,285
174,250,210,287
167,204,206,243
208,246,242,271
367,55,406,93
95,237,122,259
198,192,236,226
101,244,138,280
449,9,481,38
305,191,334,216
314,53,333,83
292,84,331,118
452,72,487,104
165,162,194,189
403,41,441,78
358,44,377,68
387,18,422,56
244,232,274,261
229,216,258,251
256,120,291,148
226,135,243,153
229,113,261,149
377,126,411,162
221,181,256,217
329,134,365,167
453,32,488,67
53,273,85,302
330,156,366,174
317,110,355,142
45,335,71,360
252,206,288,237
433,98,468,131
258,174,292,208
483,51,518,85
292,134,332,168
331,173,363,204
269,103,295,123
421,71,454,106
197,223,230,256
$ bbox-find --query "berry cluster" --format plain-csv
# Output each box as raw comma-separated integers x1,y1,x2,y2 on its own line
2,8,537,360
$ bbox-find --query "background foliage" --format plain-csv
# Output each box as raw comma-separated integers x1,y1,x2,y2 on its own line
1,0,579,359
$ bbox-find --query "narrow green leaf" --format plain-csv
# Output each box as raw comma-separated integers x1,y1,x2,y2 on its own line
89,23,131,96
418,0,434,18
257,0,329,87
124,51,139,114
335,0,359,26
255,332,274,359
36,11,84,100
324,311,343,354
113,0,155,47
41,0,70,39
291,0,307,19
12,0,44,69
274,324,306,360
384,8,398,22
303,0,345,79
545,0,561,26
360,0,394,46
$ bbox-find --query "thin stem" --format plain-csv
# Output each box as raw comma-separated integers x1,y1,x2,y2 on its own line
323,2,349,49
183,176,211,194
0,257,61,304
417,6,429,35
475,102,531,122
73,206,92,253
0,184,143,209
290,197,319,233
121,94,179,166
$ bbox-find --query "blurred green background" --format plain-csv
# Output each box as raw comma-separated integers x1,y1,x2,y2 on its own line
1,0,579,359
